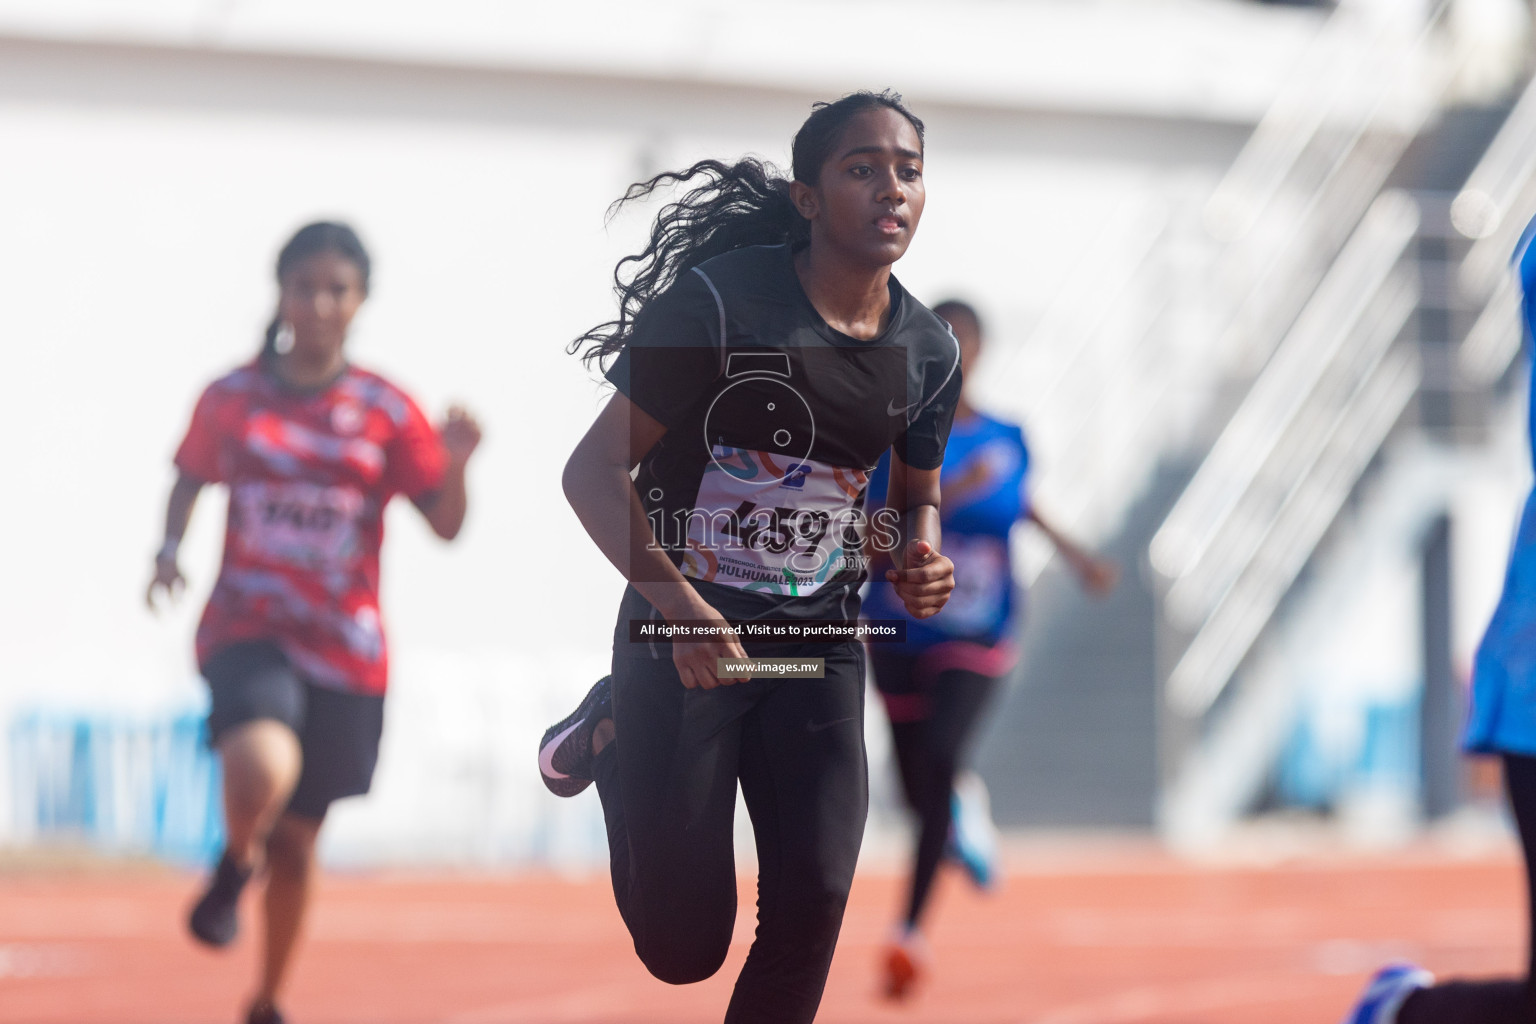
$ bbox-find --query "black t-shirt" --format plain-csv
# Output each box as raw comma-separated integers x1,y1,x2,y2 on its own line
605,243,961,644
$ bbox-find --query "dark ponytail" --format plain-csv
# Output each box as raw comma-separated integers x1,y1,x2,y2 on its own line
258,221,372,361
571,89,924,368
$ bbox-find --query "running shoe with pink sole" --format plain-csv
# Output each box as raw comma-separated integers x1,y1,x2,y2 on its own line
538,676,612,798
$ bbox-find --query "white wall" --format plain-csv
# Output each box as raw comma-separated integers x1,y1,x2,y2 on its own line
0,0,1326,121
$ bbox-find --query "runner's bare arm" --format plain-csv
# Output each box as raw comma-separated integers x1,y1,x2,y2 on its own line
414,405,481,540
563,393,750,689
883,451,955,620
1026,506,1118,595
146,472,205,610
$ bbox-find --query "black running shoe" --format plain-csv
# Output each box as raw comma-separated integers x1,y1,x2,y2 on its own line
188,849,252,948
246,998,287,1024
538,675,612,797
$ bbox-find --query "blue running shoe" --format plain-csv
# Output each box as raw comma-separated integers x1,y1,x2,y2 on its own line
1340,963,1433,1024
946,771,999,891
538,676,612,798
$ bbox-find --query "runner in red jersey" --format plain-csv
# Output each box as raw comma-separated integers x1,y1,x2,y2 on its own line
147,222,481,1024
174,361,447,693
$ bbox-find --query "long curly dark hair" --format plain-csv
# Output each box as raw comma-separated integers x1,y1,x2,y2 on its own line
571,90,924,368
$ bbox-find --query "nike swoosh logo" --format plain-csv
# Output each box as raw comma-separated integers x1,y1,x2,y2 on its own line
887,398,916,417
807,716,856,733
538,719,583,780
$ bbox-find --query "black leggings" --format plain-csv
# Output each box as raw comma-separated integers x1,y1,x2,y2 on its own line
594,643,868,1024
1398,754,1536,1024
870,649,1002,929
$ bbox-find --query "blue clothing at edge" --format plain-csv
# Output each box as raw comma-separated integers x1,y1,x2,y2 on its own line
1466,215,1536,757
862,411,1030,652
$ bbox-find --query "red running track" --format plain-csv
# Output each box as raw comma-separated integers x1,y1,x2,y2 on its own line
0,842,1524,1024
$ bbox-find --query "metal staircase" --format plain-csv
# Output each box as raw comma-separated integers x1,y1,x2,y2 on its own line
978,2,1534,836
1154,70,1536,846
989,2,1461,555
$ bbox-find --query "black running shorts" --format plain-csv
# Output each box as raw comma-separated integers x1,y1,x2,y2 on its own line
202,640,386,820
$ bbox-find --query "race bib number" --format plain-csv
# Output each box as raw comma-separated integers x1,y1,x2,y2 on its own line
934,534,1009,633
233,481,365,568
677,447,872,598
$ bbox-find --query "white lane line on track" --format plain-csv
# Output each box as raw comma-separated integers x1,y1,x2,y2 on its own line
437,981,652,1024
0,943,89,981
1026,970,1330,1024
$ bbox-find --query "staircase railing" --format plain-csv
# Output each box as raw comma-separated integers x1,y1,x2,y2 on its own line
1455,72,1536,383
1153,60,1536,839
989,2,1454,578
1152,191,1422,717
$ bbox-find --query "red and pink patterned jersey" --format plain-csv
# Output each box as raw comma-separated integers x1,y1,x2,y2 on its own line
174,362,447,695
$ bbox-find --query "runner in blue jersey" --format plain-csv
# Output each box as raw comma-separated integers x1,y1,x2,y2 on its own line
1342,220,1536,1024
862,299,1117,1000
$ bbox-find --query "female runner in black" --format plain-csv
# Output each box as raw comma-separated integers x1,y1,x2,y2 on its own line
537,90,962,1024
